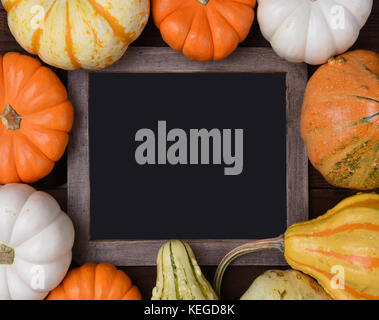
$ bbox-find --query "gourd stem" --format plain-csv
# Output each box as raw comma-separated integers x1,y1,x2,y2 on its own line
0,242,14,265
197,0,209,5
214,235,284,297
0,104,23,130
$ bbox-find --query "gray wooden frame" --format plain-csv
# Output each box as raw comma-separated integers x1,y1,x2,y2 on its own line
67,47,308,266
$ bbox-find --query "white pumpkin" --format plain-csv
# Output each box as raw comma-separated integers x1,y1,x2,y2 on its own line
257,0,373,64
0,184,74,300
2,0,150,70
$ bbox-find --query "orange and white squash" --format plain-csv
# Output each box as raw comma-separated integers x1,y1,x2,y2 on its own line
2,0,150,70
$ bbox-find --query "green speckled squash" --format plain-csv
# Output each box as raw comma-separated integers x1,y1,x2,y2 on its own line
152,240,218,300
301,50,379,190
241,270,331,300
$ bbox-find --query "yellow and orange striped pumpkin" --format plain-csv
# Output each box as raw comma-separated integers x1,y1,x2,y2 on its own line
215,193,379,300
285,193,379,300
2,0,149,70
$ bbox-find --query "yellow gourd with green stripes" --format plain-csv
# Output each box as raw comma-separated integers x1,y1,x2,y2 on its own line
152,240,218,300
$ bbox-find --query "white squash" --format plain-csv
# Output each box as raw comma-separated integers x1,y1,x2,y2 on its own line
257,0,373,64
0,184,74,300
241,270,332,300
2,0,150,70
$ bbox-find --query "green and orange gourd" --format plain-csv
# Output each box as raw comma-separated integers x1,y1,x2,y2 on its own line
301,49,379,190
214,193,379,300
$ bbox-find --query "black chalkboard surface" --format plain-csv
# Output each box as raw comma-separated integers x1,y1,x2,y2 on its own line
67,47,308,265
89,73,286,240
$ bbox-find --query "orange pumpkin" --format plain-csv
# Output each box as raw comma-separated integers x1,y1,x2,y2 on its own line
152,0,256,61
301,50,379,190
0,52,73,184
47,263,142,300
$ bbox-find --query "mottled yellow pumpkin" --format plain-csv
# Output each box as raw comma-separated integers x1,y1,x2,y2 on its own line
2,0,149,70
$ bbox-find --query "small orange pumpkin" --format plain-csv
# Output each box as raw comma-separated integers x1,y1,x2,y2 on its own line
0,52,73,184
47,263,142,300
152,0,256,61
301,50,379,190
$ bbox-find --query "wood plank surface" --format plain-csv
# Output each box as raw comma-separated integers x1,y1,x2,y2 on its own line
0,2,377,299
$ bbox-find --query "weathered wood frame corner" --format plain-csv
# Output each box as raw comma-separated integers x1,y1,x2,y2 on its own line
67,47,308,266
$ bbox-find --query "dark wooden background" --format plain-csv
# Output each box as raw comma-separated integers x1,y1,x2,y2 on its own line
0,3,378,299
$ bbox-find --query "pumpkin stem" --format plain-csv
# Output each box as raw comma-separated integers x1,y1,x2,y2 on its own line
197,0,209,5
214,235,284,297
0,104,23,130
328,56,346,65
0,243,14,265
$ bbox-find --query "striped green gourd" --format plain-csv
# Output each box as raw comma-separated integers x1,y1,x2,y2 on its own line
151,240,218,300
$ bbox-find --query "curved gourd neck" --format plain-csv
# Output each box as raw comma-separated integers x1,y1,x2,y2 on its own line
214,235,284,297
0,104,23,130
0,242,14,265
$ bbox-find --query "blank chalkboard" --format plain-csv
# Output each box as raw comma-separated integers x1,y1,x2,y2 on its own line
67,47,308,266
89,73,286,240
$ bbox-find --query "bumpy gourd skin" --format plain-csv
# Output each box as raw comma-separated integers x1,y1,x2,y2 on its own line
284,193,379,300
2,0,149,70
301,50,379,190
